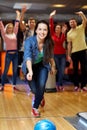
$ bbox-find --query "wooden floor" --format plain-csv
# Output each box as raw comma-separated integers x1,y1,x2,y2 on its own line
0,84,87,130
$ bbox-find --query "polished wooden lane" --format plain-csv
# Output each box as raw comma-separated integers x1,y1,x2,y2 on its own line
0,84,87,130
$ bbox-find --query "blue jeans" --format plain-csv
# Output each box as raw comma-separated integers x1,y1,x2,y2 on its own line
28,62,48,109
54,54,66,86
1,52,18,87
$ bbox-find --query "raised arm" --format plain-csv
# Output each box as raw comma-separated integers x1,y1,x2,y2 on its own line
49,10,56,35
20,6,27,31
75,11,87,28
0,18,5,39
14,10,21,34
16,10,21,21
50,10,56,18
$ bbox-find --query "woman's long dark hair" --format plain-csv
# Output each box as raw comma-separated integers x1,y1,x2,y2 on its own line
34,20,54,63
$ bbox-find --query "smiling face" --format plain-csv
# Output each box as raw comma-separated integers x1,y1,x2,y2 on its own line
6,23,14,34
69,19,77,29
28,19,36,30
35,23,48,42
55,25,62,35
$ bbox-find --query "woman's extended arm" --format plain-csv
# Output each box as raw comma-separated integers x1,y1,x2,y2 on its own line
49,58,57,74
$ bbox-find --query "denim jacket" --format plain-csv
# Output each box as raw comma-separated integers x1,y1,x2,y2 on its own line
22,35,51,75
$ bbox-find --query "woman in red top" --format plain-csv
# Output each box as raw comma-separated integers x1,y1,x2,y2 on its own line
49,10,67,91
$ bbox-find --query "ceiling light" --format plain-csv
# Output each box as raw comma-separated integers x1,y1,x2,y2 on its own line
13,3,32,9
52,4,66,8
81,5,87,9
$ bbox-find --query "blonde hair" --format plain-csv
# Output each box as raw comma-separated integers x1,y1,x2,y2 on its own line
5,23,14,33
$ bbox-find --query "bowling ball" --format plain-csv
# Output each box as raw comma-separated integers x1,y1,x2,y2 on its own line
34,119,56,130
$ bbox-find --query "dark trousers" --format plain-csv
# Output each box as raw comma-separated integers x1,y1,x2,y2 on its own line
71,50,87,88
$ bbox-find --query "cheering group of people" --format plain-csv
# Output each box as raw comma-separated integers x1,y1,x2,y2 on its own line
0,6,87,117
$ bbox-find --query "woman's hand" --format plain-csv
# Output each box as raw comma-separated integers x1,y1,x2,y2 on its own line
50,66,57,75
75,11,83,16
16,10,21,21
50,10,56,18
22,5,27,13
26,71,33,81
62,24,67,34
